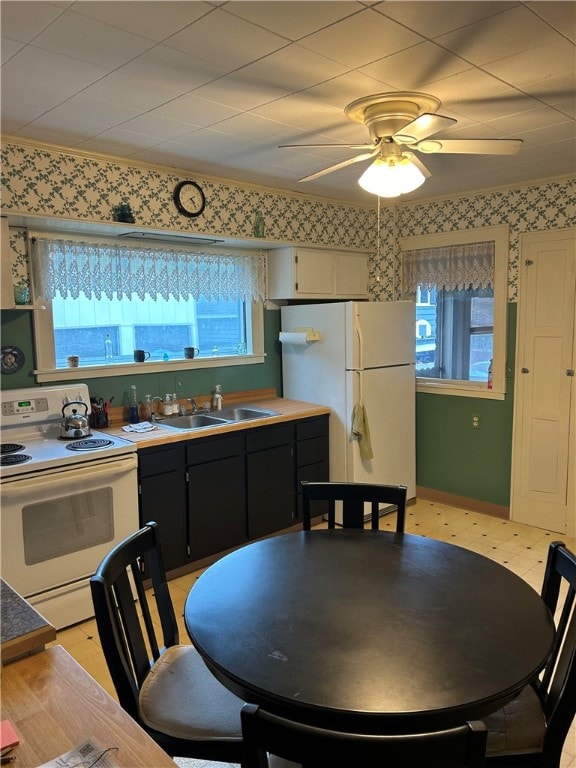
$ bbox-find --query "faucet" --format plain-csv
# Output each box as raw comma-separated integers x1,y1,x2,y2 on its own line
150,396,164,421
187,398,198,414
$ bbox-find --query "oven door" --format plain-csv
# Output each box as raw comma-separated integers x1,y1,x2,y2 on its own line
1,453,138,628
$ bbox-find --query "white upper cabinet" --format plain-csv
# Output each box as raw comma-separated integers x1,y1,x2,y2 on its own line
267,247,369,300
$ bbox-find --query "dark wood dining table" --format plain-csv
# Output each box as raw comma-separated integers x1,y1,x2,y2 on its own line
184,529,555,734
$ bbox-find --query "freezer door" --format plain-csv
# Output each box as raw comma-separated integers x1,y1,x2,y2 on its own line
346,301,414,370
345,365,416,498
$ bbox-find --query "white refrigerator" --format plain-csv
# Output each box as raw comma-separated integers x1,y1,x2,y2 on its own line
281,301,416,503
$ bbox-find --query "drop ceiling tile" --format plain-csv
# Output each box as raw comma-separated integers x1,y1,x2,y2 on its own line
121,46,230,93
251,93,342,130
192,73,289,111
222,1,360,40
529,1,576,43
1,46,110,112
80,126,164,152
32,8,155,68
435,5,561,66
164,7,287,69
169,128,252,156
71,1,214,42
238,44,349,93
210,113,294,142
487,106,572,135
298,8,424,68
483,39,576,89
359,41,472,91
0,1,65,43
302,71,395,111
81,70,185,112
153,94,241,128
373,1,517,38
113,113,203,141
1,38,24,64
40,95,141,128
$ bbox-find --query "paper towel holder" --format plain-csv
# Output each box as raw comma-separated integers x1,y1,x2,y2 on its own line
279,327,320,344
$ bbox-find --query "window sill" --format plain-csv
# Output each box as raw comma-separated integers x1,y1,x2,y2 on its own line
416,380,505,400
35,354,265,383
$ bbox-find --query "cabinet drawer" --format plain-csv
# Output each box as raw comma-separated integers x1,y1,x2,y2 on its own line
296,435,329,467
186,434,244,465
296,416,328,442
296,461,329,488
139,445,184,477
246,423,293,453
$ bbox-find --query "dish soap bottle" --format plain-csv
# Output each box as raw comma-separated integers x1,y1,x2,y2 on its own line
144,394,153,421
212,384,223,411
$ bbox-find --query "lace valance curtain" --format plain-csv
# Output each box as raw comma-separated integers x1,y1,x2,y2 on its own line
31,236,266,302
402,241,495,294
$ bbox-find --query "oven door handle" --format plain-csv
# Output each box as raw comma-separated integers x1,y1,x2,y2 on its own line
1,455,137,496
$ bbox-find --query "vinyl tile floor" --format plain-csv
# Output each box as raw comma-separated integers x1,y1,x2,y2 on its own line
50,499,576,767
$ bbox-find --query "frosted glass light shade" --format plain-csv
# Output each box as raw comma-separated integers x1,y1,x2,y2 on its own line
358,156,426,197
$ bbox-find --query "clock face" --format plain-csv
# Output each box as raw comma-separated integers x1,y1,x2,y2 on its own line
173,180,206,218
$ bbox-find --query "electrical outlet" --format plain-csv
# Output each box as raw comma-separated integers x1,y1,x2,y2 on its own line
472,414,480,429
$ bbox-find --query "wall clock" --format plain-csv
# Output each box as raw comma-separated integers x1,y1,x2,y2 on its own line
173,180,206,218
1,345,25,375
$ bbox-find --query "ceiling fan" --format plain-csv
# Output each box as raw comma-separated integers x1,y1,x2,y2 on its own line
279,92,523,193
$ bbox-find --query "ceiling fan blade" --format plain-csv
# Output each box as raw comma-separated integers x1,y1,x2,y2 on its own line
416,138,523,155
393,113,456,144
404,152,432,179
299,147,380,182
279,142,377,150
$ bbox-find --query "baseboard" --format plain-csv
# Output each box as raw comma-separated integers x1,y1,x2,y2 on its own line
416,486,510,520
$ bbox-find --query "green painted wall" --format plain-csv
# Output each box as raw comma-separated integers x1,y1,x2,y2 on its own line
0,308,282,406
416,303,517,507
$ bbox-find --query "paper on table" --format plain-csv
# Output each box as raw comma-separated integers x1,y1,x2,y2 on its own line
37,739,118,768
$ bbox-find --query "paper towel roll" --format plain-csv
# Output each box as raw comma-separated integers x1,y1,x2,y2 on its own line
279,331,309,345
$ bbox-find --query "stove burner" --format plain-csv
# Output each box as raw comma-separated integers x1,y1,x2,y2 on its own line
1,443,25,454
1,453,32,466
66,438,114,451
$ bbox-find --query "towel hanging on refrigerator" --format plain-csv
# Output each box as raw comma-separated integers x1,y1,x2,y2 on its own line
351,403,374,461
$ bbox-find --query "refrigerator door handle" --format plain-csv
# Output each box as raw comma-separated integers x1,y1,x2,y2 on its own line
355,314,364,371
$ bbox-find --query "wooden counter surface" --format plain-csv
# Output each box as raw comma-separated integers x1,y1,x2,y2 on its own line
1,579,57,665
1,645,177,767
106,390,330,449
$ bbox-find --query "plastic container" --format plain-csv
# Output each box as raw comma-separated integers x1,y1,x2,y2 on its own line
212,384,223,411
104,334,114,363
129,384,139,423
144,394,153,420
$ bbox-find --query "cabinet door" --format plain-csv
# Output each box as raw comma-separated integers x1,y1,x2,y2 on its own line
139,466,187,573
334,252,369,297
247,443,295,539
296,249,335,296
187,455,247,560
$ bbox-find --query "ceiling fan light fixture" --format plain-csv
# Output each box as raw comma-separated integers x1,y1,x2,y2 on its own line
358,156,426,197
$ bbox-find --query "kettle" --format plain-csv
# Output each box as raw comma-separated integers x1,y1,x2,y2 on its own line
61,401,91,439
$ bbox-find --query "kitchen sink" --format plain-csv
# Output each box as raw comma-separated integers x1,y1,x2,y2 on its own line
159,404,280,431
219,406,279,421
162,413,230,430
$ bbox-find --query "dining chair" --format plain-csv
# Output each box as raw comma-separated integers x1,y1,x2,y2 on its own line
240,703,487,768
300,480,407,532
484,540,576,768
90,521,244,763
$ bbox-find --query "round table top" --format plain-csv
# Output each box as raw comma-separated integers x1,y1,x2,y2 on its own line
185,530,555,733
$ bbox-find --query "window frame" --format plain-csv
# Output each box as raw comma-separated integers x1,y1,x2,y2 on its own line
30,233,265,383
401,225,509,400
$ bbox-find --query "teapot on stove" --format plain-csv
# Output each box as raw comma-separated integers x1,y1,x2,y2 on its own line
61,401,91,439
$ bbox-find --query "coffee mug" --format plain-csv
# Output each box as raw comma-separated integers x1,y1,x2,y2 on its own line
134,349,150,363
67,355,79,367
184,347,199,359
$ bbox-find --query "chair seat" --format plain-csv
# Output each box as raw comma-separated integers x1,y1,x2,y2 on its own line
484,685,546,755
140,644,243,741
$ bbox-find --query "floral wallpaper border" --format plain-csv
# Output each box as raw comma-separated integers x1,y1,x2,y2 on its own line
2,139,575,302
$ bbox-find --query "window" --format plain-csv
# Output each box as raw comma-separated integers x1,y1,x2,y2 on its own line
30,233,265,381
401,226,508,398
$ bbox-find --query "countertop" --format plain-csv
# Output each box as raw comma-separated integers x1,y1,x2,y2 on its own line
2,645,177,766
1,578,57,665
107,391,330,449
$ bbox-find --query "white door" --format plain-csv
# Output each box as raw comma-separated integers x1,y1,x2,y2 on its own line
511,229,576,534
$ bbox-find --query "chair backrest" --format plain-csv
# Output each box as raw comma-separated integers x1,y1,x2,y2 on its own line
538,541,576,762
241,703,487,768
301,480,407,532
90,521,177,721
